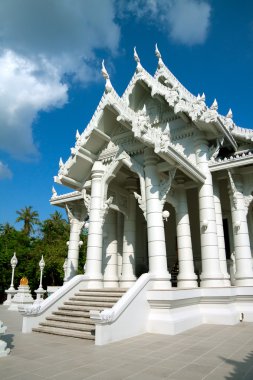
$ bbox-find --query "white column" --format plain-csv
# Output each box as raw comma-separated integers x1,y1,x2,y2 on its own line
103,210,119,288
213,180,230,286
144,148,171,289
117,212,123,277
85,161,104,288
66,208,84,281
195,138,224,287
228,174,253,286
176,179,198,288
120,181,137,288
247,206,253,252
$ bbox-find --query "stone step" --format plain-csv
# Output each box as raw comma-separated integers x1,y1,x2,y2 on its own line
40,321,95,332
64,300,115,307
32,288,127,342
46,315,95,325
70,296,121,302
79,288,126,293
59,305,104,312
33,326,95,340
75,291,126,297
53,310,90,318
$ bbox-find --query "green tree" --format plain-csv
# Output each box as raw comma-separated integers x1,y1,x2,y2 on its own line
0,209,88,303
16,206,40,236
39,211,70,285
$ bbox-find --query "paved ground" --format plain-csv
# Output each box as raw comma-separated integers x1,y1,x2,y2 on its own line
1,306,253,379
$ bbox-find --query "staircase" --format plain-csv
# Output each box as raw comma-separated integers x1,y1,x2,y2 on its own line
32,288,126,340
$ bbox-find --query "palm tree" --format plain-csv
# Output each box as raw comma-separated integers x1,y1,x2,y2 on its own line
0,223,15,235
16,206,40,235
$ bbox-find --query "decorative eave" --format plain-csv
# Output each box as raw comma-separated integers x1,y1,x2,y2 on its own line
54,75,136,189
50,190,83,206
153,46,239,150
121,53,237,151
209,150,253,172
158,145,206,183
230,125,253,142
154,44,196,102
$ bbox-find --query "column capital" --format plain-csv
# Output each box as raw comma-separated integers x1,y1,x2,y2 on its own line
144,147,158,167
194,134,208,150
65,204,86,228
91,161,104,179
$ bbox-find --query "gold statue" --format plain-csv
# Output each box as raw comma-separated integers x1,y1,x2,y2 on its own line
20,277,28,285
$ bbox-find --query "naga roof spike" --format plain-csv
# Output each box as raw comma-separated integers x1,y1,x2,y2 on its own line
226,108,233,118
101,59,112,92
101,59,109,80
134,46,140,63
155,43,164,68
210,99,218,111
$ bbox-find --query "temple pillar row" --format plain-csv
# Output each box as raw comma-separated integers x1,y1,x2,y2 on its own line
66,216,84,281
120,180,137,288
103,210,119,288
195,138,224,287
144,147,171,289
175,179,198,288
213,180,230,286
228,173,253,286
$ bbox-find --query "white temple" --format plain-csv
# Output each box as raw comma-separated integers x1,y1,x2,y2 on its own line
22,47,253,344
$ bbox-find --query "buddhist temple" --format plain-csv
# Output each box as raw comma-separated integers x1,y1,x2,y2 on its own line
22,46,253,345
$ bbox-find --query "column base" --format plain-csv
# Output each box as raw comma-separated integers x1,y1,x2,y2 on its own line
223,276,231,287
177,279,198,288
200,273,224,287
103,280,119,288
235,277,253,286
86,275,104,289
150,273,171,289
119,277,136,289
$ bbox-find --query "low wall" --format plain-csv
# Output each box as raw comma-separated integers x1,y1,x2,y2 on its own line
147,286,253,335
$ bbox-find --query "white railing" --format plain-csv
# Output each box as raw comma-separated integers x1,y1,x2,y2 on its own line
21,274,90,332
90,273,152,345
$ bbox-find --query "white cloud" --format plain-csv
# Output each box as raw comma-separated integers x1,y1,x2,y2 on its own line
0,0,120,164
168,0,211,45
117,0,211,46
0,0,120,80
0,50,68,159
0,161,12,180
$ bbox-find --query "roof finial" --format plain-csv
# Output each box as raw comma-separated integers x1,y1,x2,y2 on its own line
155,43,161,59
101,60,112,92
155,43,164,68
200,92,206,102
134,47,142,72
76,130,80,140
52,186,57,197
226,108,233,119
210,99,218,111
59,157,64,168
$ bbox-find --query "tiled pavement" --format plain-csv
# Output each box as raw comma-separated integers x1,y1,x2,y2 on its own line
1,305,253,379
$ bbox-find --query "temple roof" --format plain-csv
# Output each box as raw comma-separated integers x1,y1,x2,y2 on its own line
53,47,253,193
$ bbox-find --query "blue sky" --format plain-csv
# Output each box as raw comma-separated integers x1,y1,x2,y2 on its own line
0,0,253,228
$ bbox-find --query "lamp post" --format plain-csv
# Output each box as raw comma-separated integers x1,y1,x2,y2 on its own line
3,253,18,305
10,253,18,290
34,255,46,304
